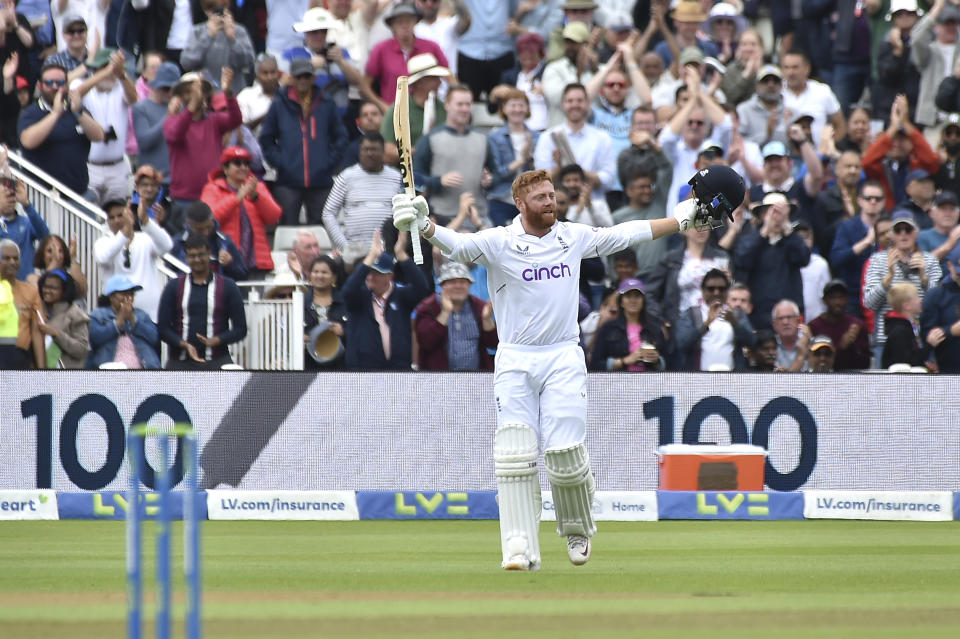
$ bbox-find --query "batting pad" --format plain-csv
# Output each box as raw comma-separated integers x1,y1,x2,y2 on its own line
494,422,541,568
544,443,596,538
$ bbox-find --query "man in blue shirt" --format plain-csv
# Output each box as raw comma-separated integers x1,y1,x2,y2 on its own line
830,180,887,316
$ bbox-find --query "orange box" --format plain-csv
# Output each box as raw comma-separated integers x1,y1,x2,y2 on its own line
657,444,766,491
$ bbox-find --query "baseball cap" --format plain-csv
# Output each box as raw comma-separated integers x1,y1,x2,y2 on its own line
809,335,835,353
890,209,919,230
906,168,932,184
603,11,633,31
678,46,705,67
150,62,181,89
562,21,590,43
618,278,645,294
758,64,782,81
698,139,724,156
762,141,788,159
62,13,86,29
86,48,115,70
104,275,142,296
220,146,252,165
370,253,396,274
790,111,816,125
945,112,960,132
289,58,315,77
938,5,960,23
933,190,959,207
822,279,849,297
437,262,475,284
946,245,960,273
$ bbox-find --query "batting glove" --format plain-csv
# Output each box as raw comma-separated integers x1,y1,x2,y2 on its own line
392,193,430,233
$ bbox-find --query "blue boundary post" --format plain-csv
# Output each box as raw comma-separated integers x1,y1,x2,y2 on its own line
126,432,142,639
156,436,171,639
184,435,201,639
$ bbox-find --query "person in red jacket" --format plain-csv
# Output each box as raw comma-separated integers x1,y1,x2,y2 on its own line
862,94,941,211
201,146,282,278
414,261,497,371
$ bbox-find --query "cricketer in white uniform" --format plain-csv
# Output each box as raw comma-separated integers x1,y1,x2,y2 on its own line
393,169,712,571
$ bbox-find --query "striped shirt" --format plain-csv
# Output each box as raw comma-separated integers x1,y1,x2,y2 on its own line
322,164,403,252
862,249,942,345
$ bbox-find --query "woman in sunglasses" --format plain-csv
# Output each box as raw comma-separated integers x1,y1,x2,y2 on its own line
200,145,281,279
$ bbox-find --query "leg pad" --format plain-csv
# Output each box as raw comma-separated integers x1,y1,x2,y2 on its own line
544,442,596,538
494,422,541,569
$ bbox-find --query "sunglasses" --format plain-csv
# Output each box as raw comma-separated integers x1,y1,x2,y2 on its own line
859,194,884,202
688,119,705,127
892,225,915,234
229,159,251,167
605,81,627,89
759,76,781,84
42,79,66,87
123,247,131,269
65,28,87,35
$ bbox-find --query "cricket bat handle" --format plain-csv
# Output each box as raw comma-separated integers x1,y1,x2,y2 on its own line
406,186,422,265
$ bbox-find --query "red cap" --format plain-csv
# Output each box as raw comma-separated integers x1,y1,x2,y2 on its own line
220,146,252,165
15,76,28,90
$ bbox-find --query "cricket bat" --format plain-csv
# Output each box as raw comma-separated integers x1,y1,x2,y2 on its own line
393,76,423,265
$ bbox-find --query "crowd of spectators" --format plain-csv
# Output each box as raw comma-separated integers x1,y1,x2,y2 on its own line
5,0,960,374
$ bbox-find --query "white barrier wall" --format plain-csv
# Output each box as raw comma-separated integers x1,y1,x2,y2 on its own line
2,372,958,492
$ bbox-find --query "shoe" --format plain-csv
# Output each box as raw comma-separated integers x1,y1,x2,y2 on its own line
567,534,591,566
503,554,540,571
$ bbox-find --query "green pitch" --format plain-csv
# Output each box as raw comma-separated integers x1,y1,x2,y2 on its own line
2,520,960,638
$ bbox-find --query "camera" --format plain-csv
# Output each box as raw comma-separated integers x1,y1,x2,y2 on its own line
212,6,225,15
103,126,118,143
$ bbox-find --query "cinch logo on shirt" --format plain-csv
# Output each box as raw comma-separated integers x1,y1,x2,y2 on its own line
522,263,572,281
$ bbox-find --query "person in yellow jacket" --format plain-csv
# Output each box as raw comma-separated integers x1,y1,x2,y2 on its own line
0,239,44,369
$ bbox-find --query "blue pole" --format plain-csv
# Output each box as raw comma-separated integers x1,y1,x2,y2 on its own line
156,437,171,639
126,431,142,639
184,434,201,639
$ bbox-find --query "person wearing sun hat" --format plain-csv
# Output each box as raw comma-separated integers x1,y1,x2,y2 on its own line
414,261,497,371
364,1,450,110
164,67,242,209
379,52,449,164
653,1,718,68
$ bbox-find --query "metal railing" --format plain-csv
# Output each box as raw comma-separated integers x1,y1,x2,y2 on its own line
7,152,304,370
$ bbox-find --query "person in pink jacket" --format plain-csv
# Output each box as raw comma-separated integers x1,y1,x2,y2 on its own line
201,146,282,278
163,68,242,209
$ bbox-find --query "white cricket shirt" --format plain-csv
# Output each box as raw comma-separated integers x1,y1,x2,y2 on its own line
431,217,653,347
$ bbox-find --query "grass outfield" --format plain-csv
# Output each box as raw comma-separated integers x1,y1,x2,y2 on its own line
2,520,960,638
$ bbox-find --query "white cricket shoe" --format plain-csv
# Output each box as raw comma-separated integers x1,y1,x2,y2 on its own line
567,534,591,566
503,554,540,571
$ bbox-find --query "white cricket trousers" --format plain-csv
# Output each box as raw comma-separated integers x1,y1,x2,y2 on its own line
493,342,588,451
